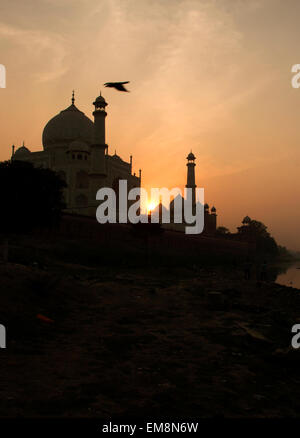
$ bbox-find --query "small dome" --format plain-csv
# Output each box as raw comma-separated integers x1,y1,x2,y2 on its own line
93,93,107,108
95,95,106,104
204,203,209,210
187,151,195,161
111,150,122,161
211,206,216,213
42,104,94,150
14,145,31,158
68,140,89,152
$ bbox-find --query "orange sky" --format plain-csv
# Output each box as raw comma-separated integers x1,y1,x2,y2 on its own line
0,0,300,249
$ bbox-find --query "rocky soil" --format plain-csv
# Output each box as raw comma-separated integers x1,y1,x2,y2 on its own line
1,259,300,418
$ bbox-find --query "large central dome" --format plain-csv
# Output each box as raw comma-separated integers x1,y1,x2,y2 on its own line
42,103,94,149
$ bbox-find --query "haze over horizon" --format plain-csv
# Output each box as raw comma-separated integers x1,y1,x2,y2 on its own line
1,0,300,250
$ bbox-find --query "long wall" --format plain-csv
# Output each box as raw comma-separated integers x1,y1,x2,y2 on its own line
35,213,253,259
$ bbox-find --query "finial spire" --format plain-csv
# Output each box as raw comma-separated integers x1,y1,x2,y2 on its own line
72,90,75,105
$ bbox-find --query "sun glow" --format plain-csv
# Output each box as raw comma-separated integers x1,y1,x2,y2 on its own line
147,201,157,213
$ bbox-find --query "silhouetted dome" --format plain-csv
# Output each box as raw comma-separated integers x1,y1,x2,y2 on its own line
169,194,184,206
14,145,31,158
211,206,216,213
68,140,89,152
187,152,195,161
204,203,209,210
94,94,107,105
42,104,94,150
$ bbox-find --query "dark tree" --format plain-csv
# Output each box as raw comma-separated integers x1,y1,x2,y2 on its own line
237,216,278,256
0,160,66,260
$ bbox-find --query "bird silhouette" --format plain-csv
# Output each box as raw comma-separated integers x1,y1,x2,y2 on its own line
104,81,130,92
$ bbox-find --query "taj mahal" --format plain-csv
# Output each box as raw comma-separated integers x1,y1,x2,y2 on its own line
10,90,217,234
11,91,141,217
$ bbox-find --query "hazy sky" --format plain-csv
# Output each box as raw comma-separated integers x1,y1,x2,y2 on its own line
1,0,300,249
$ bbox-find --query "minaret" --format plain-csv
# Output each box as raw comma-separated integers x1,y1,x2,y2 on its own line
210,206,217,233
186,151,196,211
89,92,108,213
90,92,107,176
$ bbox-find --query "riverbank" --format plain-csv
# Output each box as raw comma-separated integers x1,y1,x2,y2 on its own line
1,257,300,418
272,261,300,289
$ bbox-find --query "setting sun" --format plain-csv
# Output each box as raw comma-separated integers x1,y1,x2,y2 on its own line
147,201,157,213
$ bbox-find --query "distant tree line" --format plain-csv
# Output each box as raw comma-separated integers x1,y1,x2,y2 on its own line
216,215,281,257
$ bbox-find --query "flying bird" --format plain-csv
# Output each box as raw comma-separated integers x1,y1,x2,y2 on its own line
104,81,130,92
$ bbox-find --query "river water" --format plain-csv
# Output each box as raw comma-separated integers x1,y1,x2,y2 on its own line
275,262,300,289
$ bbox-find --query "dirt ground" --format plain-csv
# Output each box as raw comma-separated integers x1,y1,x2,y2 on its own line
1,259,300,418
